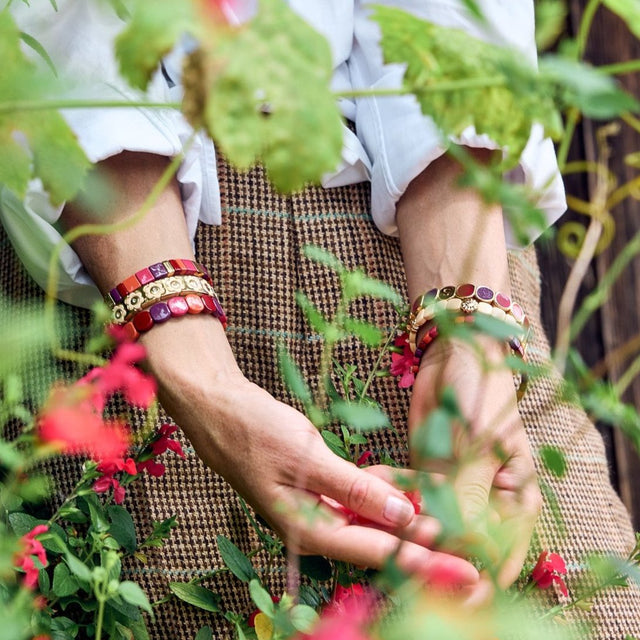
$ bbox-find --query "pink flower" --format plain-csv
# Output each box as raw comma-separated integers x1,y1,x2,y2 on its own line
532,551,568,597
14,525,48,589
294,584,376,640
390,333,415,388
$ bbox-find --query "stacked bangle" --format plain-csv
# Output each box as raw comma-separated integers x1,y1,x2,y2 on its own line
402,283,530,398
408,283,529,353
105,260,227,342
105,259,212,307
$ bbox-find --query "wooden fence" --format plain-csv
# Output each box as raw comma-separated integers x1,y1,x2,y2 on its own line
536,0,640,528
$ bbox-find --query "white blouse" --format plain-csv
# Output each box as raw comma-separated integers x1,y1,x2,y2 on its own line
1,0,565,308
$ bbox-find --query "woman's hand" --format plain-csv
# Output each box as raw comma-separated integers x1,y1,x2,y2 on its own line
150,329,479,588
409,335,541,589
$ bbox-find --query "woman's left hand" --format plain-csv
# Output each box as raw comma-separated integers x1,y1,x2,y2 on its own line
408,335,541,591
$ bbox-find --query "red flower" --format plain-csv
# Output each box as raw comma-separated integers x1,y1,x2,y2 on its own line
390,333,415,388
532,551,568,596
136,459,167,477
14,525,48,589
247,595,280,627
83,342,156,409
355,451,372,467
151,424,185,458
93,457,137,504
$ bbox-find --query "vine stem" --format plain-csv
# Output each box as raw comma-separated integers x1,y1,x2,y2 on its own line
358,322,401,402
598,59,640,76
554,125,615,372
575,0,602,59
0,100,181,115
44,136,193,362
336,76,505,100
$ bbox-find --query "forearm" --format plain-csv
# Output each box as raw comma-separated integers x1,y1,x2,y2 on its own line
396,149,510,303
61,152,243,407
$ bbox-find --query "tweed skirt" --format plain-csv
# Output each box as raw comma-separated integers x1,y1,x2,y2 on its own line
1,158,639,639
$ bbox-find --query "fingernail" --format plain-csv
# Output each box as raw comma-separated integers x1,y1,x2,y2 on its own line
383,495,414,525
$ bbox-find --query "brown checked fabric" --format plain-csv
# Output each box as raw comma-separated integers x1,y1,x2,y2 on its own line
1,157,639,639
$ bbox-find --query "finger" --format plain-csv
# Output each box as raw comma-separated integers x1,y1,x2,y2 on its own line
306,446,418,528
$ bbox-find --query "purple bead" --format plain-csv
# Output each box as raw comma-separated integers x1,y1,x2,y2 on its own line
109,288,123,304
476,286,494,301
149,301,171,323
148,262,169,280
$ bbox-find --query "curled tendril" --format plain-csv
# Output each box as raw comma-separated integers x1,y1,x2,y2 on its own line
557,214,615,259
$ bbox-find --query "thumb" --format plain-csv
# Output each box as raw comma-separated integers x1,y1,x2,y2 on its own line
453,460,495,529
308,449,416,528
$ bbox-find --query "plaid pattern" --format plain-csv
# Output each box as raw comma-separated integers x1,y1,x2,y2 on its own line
1,157,639,639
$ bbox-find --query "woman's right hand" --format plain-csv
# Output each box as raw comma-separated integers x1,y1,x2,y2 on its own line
145,316,479,588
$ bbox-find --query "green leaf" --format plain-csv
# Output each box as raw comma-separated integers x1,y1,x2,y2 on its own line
169,583,221,613
539,445,568,478
331,400,390,432
321,430,350,460
299,555,332,582
141,515,179,548
412,408,453,460
82,492,110,533
277,344,313,405
302,245,345,273
52,562,80,598
343,318,383,347
64,552,92,584
204,0,343,191
108,505,138,554
216,535,257,582
372,6,563,165
602,0,640,38
115,1,194,90
8,512,66,553
341,270,403,306
289,604,319,633
118,581,153,614
249,579,275,617
50,616,79,640
194,627,214,640
295,291,328,333
0,13,90,203
19,31,57,76
0,440,24,470
534,0,568,51
539,55,639,118
421,480,465,538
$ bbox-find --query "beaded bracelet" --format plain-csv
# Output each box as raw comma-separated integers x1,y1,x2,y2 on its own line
408,283,529,353
105,259,212,308
120,293,228,342
110,275,219,324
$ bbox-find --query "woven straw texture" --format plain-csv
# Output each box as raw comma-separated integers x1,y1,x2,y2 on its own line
1,158,639,639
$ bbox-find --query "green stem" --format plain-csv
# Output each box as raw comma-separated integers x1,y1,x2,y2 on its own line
570,228,640,341
613,351,640,398
358,324,401,402
336,77,505,100
575,0,602,58
598,59,640,76
557,108,580,172
44,136,193,360
94,587,107,640
0,99,181,115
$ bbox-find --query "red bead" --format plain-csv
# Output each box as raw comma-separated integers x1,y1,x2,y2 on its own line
495,292,511,310
456,283,475,298
201,295,216,313
133,310,153,332
121,274,141,295
123,322,139,342
185,294,204,313
168,296,189,316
